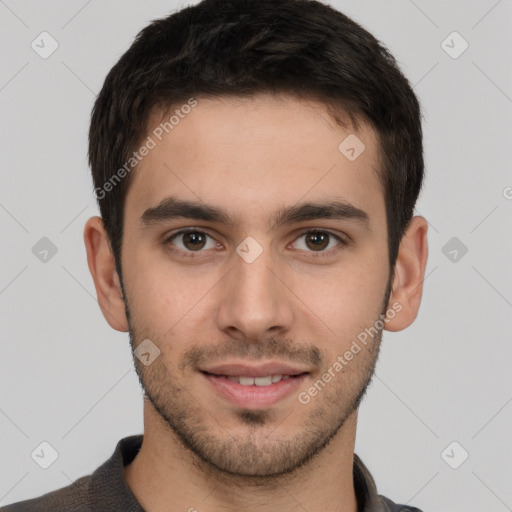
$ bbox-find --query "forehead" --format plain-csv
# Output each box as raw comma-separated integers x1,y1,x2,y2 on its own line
125,93,385,229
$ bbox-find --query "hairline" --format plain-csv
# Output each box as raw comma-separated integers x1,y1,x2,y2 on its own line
112,91,390,282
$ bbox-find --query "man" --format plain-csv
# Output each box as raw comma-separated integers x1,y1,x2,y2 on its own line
2,0,428,510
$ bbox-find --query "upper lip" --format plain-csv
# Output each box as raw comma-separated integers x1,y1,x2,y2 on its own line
200,362,310,378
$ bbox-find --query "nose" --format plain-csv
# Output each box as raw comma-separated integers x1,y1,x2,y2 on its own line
215,242,294,343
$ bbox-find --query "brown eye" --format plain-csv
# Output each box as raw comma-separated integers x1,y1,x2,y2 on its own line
182,231,207,251
166,229,217,254
292,230,344,254
304,231,330,251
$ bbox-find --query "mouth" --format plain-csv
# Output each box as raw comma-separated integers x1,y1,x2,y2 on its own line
199,364,310,409
201,371,306,386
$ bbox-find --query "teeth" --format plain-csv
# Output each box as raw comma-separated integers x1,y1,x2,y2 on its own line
255,376,272,386
225,375,285,386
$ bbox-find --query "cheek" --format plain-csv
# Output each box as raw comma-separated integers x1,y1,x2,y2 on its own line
293,258,388,341
122,246,172,329
124,247,215,336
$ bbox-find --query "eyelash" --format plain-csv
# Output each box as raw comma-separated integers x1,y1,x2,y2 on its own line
163,228,348,259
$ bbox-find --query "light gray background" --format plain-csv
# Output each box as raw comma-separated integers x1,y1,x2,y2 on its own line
1,1,511,510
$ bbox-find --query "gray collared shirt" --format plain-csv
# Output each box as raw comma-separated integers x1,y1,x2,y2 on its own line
1,435,423,511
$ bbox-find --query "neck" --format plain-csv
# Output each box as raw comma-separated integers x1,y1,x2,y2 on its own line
124,400,359,512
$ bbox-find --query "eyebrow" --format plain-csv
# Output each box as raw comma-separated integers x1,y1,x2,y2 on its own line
140,196,371,231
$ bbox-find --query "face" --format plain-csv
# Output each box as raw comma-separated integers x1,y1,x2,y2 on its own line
120,94,392,477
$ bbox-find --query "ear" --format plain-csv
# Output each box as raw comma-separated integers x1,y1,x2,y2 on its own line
384,216,429,332
84,216,129,332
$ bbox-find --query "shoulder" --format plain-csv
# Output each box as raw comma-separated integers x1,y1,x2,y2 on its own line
353,454,424,512
377,494,424,512
0,475,92,512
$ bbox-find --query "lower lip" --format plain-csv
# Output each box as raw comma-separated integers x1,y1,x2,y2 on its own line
201,372,308,409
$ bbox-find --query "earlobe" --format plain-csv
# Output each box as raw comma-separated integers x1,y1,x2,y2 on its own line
384,216,429,332
83,216,129,332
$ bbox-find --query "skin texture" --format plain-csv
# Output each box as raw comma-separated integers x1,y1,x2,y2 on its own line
84,93,428,512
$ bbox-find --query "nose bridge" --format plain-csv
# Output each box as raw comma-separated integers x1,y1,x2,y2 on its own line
215,239,293,339
236,244,276,300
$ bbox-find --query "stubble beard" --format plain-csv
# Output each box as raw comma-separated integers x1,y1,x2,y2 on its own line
123,280,391,482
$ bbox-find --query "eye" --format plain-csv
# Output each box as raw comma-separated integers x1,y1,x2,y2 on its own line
165,229,218,255
292,230,345,254
164,228,347,259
